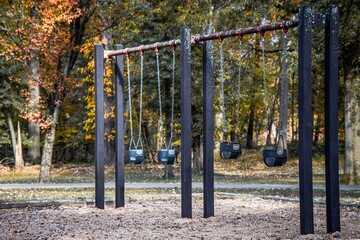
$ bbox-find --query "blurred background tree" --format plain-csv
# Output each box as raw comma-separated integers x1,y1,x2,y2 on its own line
0,0,358,183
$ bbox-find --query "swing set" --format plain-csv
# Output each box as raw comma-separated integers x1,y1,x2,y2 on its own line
261,31,289,167
94,5,340,236
217,30,289,166
218,38,242,160
155,47,179,165
125,30,290,165
126,52,145,164
125,47,178,165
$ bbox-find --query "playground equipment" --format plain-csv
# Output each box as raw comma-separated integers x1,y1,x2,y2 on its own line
155,47,179,165
126,52,145,164
261,31,289,167
94,5,340,235
218,39,242,160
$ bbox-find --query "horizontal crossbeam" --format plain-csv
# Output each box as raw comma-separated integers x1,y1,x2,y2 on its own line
104,20,299,58
192,20,298,43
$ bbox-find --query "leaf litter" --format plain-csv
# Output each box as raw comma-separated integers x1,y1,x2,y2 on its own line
0,197,359,239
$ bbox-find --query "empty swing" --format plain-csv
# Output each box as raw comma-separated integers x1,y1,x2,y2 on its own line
261,30,289,167
127,51,146,164
218,39,242,160
156,47,179,165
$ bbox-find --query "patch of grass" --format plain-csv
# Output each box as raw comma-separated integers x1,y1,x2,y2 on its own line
0,188,95,202
217,188,360,206
1,187,359,206
0,165,41,183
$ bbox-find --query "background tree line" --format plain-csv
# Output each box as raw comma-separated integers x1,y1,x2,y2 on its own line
0,0,359,184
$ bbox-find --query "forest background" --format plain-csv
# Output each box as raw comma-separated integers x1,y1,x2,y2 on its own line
0,0,359,184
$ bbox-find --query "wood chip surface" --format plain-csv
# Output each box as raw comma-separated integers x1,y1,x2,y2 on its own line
0,198,359,239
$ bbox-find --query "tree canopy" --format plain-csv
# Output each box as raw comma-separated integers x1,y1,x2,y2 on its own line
0,0,359,183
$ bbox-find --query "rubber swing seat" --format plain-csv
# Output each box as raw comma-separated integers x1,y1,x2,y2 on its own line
128,149,146,164
158,149,178,165
220,142,242,159
263,148,287,167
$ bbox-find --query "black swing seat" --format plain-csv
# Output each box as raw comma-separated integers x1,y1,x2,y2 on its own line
263,148,287,167
220,142,242,159
158,149,178,165
128,149,146,164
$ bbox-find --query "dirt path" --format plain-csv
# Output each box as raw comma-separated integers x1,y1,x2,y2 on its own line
0,197,359,239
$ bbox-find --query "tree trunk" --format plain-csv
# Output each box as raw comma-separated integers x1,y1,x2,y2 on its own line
354,111,360,184
290,72,296,142
143,121,156,163
246,106,255,149
7,114,17,163
254,115,262,147
6,115,24,169
161,59,175,178
266,88,278,146
28,115,40,161
344,74,360,184
15,122,24,169
313,118,320,144
192,135,202,175
101,2,115,166
27,50,41,162
163,165,175,179
39,105,61,183
278,40,289,150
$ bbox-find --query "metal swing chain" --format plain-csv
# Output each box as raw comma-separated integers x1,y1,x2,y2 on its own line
278,30,288,148
126,53,135,147
236,38,243,139
169,48,176,148
219,40,227,140
156,48,165,147
137,52,144,149
261,35,270,145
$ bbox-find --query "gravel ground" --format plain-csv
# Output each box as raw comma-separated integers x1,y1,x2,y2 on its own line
0,197,359,239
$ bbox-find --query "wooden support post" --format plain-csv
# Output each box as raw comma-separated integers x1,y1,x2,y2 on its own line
95,44,105,209
180,26,192,218
115,44,125,208
325,5,340,233
202,26,215,218
298,5,314,234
